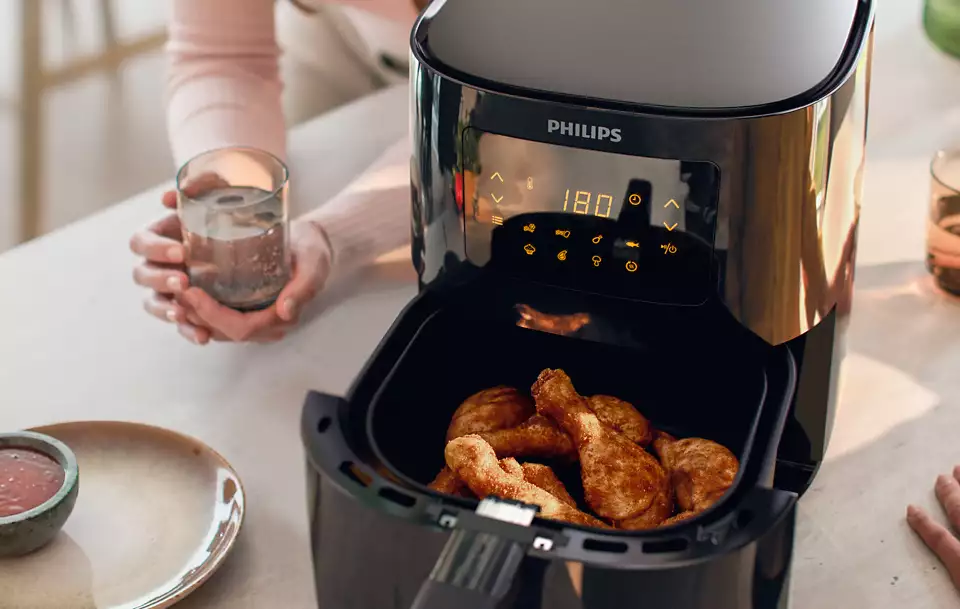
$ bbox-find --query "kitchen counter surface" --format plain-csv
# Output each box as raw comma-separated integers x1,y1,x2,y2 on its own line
2,1,960,607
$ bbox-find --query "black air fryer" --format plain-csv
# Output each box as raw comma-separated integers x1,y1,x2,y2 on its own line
301,1,874,607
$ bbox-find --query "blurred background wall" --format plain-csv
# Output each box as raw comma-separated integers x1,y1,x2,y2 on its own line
0,1,177,252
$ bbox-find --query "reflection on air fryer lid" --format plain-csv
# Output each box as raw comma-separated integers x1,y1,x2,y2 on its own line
429,369,739,531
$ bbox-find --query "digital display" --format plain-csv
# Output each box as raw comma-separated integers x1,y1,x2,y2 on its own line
462,130,720,305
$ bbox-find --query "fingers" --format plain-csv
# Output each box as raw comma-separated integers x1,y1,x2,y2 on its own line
133,264,188,294
276,224,332,321
172,294,204,326
276,252,322,322
129,215,184,264
143,293,189,324
250,328,288,343
180,172,230,198
175,322,282,345
143,295,211,346
161,190,177,210
146,288,288,345
937,472,960,531
907,505,960,588
182,287,283,342
177,322,212,346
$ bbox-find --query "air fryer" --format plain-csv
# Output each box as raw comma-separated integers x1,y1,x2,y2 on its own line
302,0,875,608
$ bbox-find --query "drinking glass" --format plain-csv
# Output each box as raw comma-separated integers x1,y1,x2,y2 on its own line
176,147,291,311
924,0,960,58
926,149,960,295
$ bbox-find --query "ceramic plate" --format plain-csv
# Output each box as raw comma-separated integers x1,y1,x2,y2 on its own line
0,421,245,609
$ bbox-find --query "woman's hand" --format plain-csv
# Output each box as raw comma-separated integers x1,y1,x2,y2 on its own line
130,189,333,345
907,467,960,589
129,190,195,339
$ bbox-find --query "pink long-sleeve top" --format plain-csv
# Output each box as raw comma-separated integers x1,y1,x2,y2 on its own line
166,0,419,272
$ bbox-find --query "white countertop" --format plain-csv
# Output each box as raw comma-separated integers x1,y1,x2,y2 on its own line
2,1,960,607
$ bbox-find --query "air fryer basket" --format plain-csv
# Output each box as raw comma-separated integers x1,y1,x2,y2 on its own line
368,306,767,513
303,274,798,574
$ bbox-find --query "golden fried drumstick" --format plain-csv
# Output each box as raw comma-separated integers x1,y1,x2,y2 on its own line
586,395,654,447
445,435,609,528
504,459,578,509
446,386,535,442
464,394,651,460
499,457,524,478
428,466,474,498
532,369,673,530
478,414,577,460
660,510,698,527
653,431,739,514
429,458,526,498
520,463,577,508
619,488,674,531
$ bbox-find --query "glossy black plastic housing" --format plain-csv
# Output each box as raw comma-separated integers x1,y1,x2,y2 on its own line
302,270,799,572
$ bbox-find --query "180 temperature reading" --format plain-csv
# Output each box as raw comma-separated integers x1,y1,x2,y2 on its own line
562,189,614,218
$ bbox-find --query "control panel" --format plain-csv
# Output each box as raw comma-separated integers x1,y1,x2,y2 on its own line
462,130,720,305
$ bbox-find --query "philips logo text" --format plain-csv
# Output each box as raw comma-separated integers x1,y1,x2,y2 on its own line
547,119,622,143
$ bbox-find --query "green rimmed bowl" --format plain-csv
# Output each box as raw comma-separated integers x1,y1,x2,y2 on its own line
0,431,79,557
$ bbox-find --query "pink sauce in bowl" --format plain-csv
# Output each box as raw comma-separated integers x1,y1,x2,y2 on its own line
0,448,66,517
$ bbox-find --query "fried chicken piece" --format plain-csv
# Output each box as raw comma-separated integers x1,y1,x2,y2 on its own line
520,463,576,508
501,459,578,508
586,395,654,447
445,435,610,528
462,392,653,461
446,386,535,442
473,397,650,460
478,414,577,460
429,458,524,499
428,466,474,498
619,488,675,531
653,431,739,514
532,369,673,529
499,457,524,478
660,510,698,527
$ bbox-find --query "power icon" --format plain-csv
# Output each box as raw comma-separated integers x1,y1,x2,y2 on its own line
625,261,638,273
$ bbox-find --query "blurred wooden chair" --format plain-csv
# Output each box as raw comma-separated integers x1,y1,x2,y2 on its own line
17,0,166,244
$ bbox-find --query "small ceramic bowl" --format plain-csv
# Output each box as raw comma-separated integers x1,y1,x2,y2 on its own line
0,431,79,557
